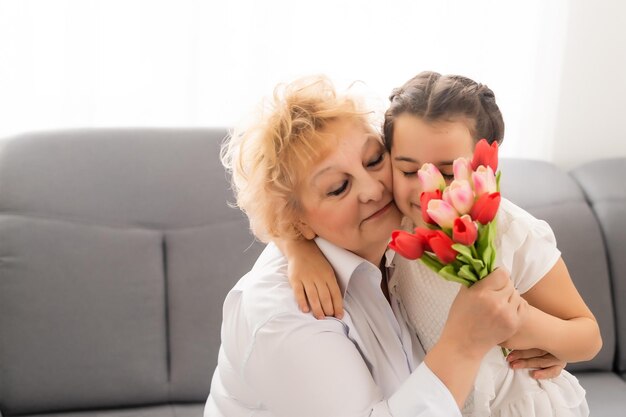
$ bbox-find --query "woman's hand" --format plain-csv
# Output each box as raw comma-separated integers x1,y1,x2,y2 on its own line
506,348,567,379
276,238,343,319
443,267,528,358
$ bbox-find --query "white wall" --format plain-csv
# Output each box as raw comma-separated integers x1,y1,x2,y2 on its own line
552,0,626,169
3,0,625,170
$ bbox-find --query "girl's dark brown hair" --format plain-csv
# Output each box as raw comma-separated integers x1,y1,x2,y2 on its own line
383,71,504,151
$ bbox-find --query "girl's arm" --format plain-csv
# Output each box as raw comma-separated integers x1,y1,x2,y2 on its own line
502,257,602,363
275,238,343,319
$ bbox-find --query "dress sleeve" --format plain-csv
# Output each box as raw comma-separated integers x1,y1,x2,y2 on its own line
498,201,562,294
243,313,461,417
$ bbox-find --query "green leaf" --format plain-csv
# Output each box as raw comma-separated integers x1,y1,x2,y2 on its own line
476,223,490,254
470,244,479,259
478,266,489,279
496,170,502,192
420,252,444,273
482,245,493,270
458,265,478,283
457,249,485,273
476,221,498,273
451,243,473,259
438,265,472,287
488,219,497,242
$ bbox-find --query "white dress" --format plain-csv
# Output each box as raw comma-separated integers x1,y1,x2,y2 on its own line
389,198,589,417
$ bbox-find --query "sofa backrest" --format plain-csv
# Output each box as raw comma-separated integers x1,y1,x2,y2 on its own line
0,130,618,416
500,159,615,372
571,159,626,375
0,129,265,415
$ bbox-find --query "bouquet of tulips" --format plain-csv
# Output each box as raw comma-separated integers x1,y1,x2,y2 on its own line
389,139,501,287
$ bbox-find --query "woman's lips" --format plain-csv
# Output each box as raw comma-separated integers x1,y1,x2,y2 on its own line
364,201,393,222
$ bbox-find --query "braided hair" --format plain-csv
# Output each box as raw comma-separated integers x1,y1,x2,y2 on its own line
383,71,504,151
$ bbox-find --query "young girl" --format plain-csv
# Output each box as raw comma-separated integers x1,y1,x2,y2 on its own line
280,72,601,416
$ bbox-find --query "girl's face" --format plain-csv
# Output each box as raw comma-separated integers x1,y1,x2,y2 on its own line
390,113,475,227
298,119,402,265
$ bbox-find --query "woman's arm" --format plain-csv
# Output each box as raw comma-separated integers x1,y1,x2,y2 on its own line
275,238,343,319
502,257,602,362
245,314,462,417
243,268,524,415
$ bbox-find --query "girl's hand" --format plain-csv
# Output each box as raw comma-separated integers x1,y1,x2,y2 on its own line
506,349,567,379
277,238,343,320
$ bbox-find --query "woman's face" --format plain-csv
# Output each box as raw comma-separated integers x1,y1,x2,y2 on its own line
390,113,474,227
298,119,402,264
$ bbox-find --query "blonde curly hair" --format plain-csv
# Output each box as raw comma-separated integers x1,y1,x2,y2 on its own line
221,75,379,242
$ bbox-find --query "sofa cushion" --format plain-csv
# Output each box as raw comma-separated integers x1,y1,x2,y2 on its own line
165,220,264,401
0,128,238,228
0,216,168,415
19,403,203,417
571,159,626,375
500,159,615,372
575,372,626,417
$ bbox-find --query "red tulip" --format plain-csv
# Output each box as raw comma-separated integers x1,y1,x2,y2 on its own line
470,192,501,225
471,139,499,172
452,215,478,245
420,190,442,225
428,230,458,264
414,227,438,252
389,230,424,260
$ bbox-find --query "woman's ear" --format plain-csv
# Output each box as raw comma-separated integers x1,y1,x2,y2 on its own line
295,219,316,240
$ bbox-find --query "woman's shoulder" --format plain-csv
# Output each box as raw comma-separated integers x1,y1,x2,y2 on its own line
228,243,299,316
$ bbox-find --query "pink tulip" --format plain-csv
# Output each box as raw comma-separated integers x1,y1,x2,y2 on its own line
418,163,446,192
453,215,478,245
472,165,497,196
427,199,459,230
443,180,475,215
453,157,472,182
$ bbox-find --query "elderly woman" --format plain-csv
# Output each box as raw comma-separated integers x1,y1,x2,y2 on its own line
204,75,526,417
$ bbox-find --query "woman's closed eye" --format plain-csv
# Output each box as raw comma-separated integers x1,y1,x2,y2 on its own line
366,152,385,168
328,180,348,196
401,170,417,177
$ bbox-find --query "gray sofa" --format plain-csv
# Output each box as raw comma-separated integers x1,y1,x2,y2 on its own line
0,128,624,416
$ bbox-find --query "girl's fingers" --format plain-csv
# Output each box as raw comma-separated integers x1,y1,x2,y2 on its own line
303,282,325,320
509,353,566,373
315,281,335,317
293,282,310,313
531,365,565,380
506,348,547,362
328,282,344,319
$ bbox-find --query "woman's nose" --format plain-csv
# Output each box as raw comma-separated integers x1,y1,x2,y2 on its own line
357,172,385,203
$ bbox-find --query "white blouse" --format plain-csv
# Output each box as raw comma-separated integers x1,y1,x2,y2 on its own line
205,238,461,417
390,198,589,417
